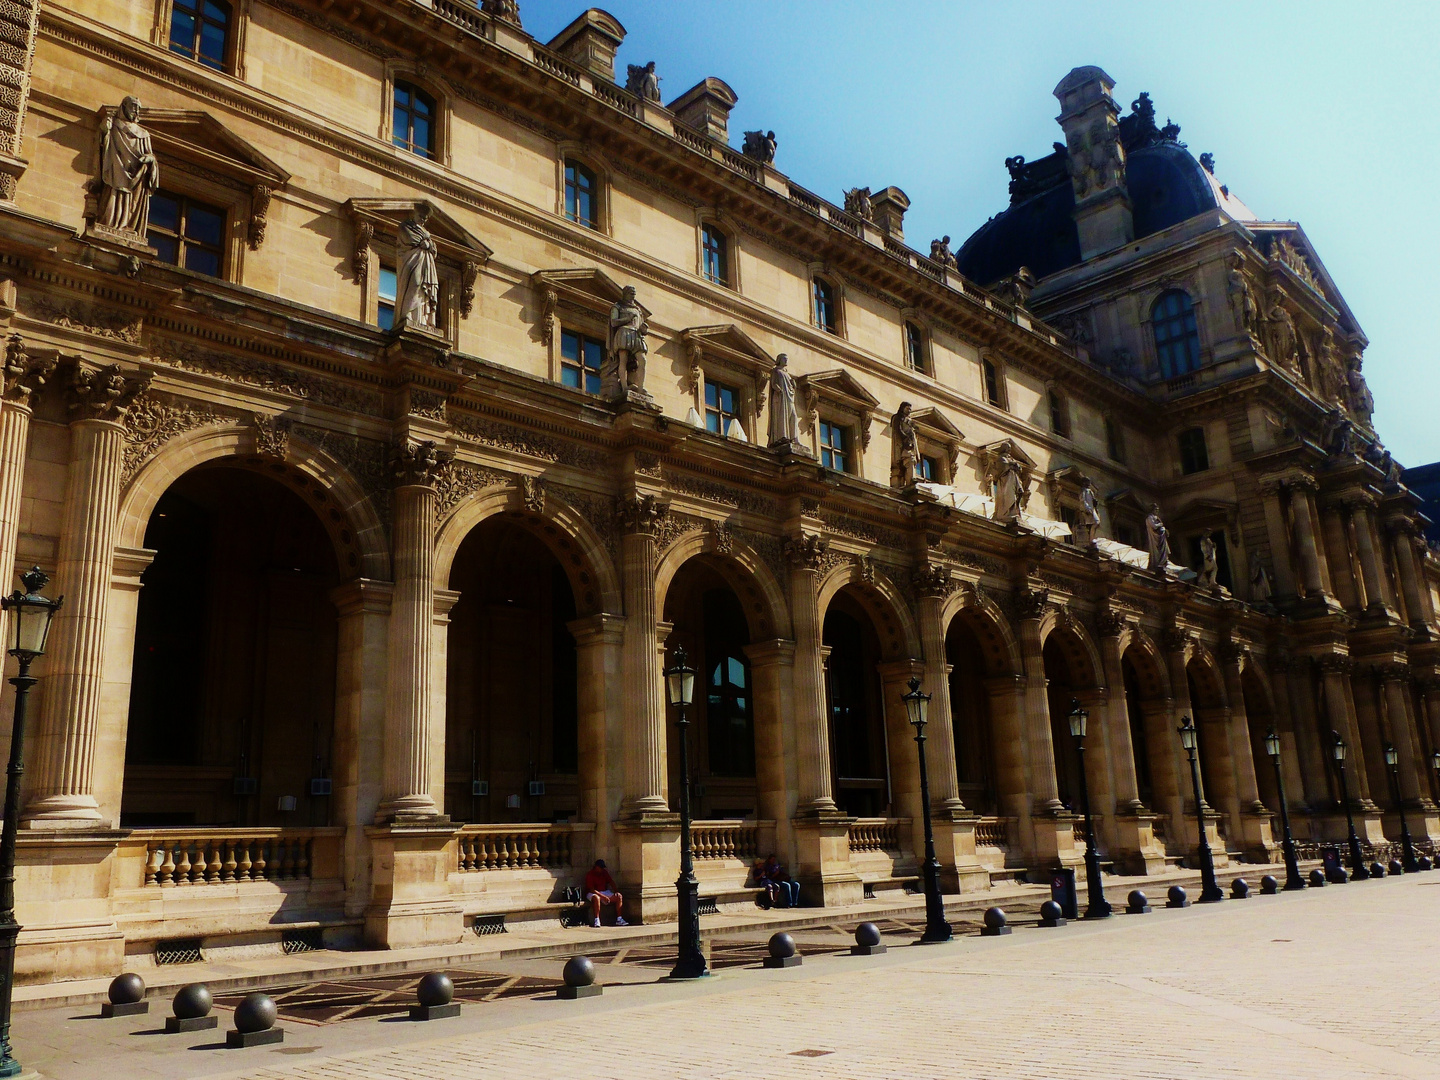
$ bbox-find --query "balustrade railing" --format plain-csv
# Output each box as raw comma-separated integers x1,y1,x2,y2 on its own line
457,824,575,872
592,80,638,117
532,49,582,86
973,816,1013,850
849,817,904,854
433,0,487,35
691,820,758,861
141,830,316,886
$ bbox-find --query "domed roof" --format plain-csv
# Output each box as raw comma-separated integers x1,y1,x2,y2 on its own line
957,94,1255,287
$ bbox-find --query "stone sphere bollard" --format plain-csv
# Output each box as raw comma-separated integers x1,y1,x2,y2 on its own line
981,907,1011,937
1126,889,1151,914
102,972,148,1017
1369,861,1386,879
1039,899,1066,927
166,983,217,1033
764,931,801,968
852,921,888,952
1260,874,1279,895
227,993,283,1048
557,955,601,999
1420,855,1434,871
1389,859,1405,876
1309,868,1327,888
1166,885,1190,909
1231,878,1250,899
417,973,454,1007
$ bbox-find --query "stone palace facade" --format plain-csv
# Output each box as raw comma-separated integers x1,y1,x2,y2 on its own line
0,3,1435,983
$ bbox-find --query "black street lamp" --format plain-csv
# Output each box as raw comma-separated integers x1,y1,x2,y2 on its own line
1331,730,1370,880
0,567,61,1078
1067,699,1111,918
1263,727,1305,891
1383,743,1419,873
1177,716,1223,903
664,646,707,980
903,676,951,944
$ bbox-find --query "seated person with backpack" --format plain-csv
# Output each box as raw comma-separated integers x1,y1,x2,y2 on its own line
583,859,628,927
761,854,800,908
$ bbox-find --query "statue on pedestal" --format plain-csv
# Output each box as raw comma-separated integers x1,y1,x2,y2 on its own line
1197,534,1219,588
1073,476,1100,547
96,96,160,238
992,451,1029,524
767,353,806,454
1249,554,1272,604
1145,504,1170,573
603,286,650,402
891,401,919,487
395,203,440,330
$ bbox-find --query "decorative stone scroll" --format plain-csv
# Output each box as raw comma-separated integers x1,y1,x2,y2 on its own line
248,184,272,250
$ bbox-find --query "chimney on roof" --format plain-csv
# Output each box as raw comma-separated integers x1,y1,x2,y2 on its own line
547,8,627,83
870,187,910,240
669,78,738,143
1053,66,1134,261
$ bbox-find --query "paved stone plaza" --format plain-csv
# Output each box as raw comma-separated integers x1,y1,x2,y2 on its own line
17,872,1440,1080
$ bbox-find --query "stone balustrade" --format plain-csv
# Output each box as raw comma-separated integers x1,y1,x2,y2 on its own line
457,824,576,872
974,816,1015,851
138,829,329,886
691,820,758,862
848,817,905,854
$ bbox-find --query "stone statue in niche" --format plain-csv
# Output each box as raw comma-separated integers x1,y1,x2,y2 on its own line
626,62,661,102
891,401,919,487
767,353,806,454
95,96,160,239
603,286,650,402
1197,534,1219,588
1227,255,1259,343
1249,553,1272,604
1073,476,1100,547
742,130,777,164
394,203,440,330
929,236,956,268
991,451,1030,524
1145,504,1170,573
1346,353,1375,423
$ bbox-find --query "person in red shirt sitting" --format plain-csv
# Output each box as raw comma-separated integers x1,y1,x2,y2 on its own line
583,859,627,928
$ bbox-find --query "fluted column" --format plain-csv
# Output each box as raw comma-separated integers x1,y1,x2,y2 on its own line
1387,517,1431,629
914,569,962,812
0,335,55,646
1097,617,1141,811
378,441,451,821
1347,496,1388,613
1258,477,1299,599
25,364,148,828
1287,478,1326,598
1218,647,1265,813
1015,588,1062,812
618,494,669,817
786,535,837,813
1378,665,1426,806
1318,655,1373,805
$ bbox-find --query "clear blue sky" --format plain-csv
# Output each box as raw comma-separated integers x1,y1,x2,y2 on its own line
519,1,1440,465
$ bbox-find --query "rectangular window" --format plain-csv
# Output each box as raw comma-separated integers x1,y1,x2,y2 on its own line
704,378,739,436
819,420,849,473
1105,416,1126,462
564,160,597,229
147,190,225,277
377,265,397,331
918,455,939,482
1048,389,1070,438
905,322,927,373
1178,427,1210,475
560,329,604,395
1114,521,1139,548
169,0,230,70
1059,505,1078,540
812,278,836,334
702,224,728,286
982,358,1004,408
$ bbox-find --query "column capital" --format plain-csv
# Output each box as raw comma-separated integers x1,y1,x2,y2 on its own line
1372,661,1411,685
390,439,453,488
910,562,953,599
567,612,626,647
1010,585,1049,623
66,361,150,422
784,533,828,571
2,333,56,406
329,577,394,617
1316,653,1352,676
616,492,668,535
876,658,925,683
1095,608,1127,639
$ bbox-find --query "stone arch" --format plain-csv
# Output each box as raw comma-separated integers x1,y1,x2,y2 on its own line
654,528,790,641
939,587,1021,677
116,422,388,581
1038,609,1105,690
1186,644,1229,709
433,483,620,617
1118,625,1172,700
816,559,922,661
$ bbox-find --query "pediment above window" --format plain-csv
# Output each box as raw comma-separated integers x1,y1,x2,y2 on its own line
107,107,290,189
347,198,493,263
531,267,648,346
798,368,880,449
680,324,772,394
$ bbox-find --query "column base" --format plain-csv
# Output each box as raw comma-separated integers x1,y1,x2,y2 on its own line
793,809,862,908
20,793,105,830
15,830,127,984
930,809,990,893
1109,813,1167,875
1238,810,1277,863
612,813,681,924
362,823,464,950
1028,809,1081,871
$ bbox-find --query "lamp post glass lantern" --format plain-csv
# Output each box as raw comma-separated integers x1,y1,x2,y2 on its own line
1264,727,1305,890
0,567,61,1077
1331,731,1369,880
1383,742,1418,873
664,646,707,979
1177,716,1223,902
904,676,952,943
1068,699,1111,918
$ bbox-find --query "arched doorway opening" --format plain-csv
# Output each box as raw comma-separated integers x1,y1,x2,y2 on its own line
1186,657,1235,844
1042,636,1083,810
123,465,341,827
946,615,996,815
1241,668,1280,813
1121,656,1155,809
444,517,579,823
662,558,757,818
823,589,889,817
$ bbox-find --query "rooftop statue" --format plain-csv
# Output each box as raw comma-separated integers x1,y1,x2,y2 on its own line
626,62,661,102
929,235,955,268
742,130,777,164
843,187,873,221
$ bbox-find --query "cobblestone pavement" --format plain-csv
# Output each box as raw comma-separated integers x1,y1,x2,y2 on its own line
21,874,1440,1080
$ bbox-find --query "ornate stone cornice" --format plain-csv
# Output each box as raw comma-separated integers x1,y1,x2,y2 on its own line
67,363,151,422
391,439,454,488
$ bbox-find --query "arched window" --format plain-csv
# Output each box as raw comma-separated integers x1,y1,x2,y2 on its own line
169,0,231,70
701,224,729,285
564,159,598,229
392,81,436,158
1152,290,1201,378
905,321,927,373
812,277,837,334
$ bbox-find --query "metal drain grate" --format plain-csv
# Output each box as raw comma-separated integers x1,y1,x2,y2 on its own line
156,938,203,965
472,915,507,936
697,896,719,916
282,929,325,954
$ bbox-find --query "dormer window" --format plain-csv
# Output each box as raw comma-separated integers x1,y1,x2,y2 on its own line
565,159,598,229
1153,289,1201,378
392,81,435,158
168,0,231,71
812,277,837,334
